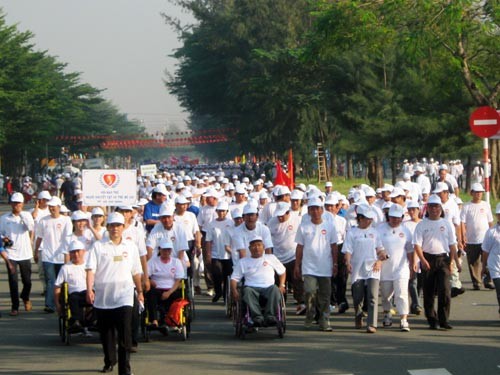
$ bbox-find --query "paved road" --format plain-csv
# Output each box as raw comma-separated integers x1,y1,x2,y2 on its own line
1,261,499,375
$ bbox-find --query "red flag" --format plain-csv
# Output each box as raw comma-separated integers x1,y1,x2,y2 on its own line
274,161,290,186
288,148,294,190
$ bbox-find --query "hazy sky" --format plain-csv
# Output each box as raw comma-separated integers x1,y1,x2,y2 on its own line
1,0,192,132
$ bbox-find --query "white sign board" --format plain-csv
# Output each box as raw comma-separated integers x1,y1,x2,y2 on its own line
82,169,137,207
140,164,157,177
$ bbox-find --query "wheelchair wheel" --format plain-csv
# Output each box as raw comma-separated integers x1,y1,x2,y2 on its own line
59,282,71,345
186,277,196,321
277,321,284,339
233,300,242,338
225,278,233,319
181,325,188,341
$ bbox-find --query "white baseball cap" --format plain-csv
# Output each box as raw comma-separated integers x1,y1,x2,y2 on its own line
107,212,125,225
274,202,291,217
470,183,485,192
10,192,24,203
48,196,62,206
69,240,86,252
389,187,406,198
388,204,405,218
216,201,229,211
427,194,442,205
175,195,189,205
159,239,174,249
432,182,449,194
71,210,88,221
91,207,105,216
356,203,376,219
307,197,324,208
37,191,51,200
158,204,175,217
242,202,258,215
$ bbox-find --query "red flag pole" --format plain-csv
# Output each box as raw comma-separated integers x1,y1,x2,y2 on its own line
288,148,294,190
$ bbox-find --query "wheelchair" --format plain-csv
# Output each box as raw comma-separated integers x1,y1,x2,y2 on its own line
225,275,233,318
142,279,192,342
58,283,97,345
233,284,286,339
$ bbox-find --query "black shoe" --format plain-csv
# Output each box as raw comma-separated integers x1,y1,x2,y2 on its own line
252,317,264,327
44,307,55,313
451,287,465,298
473,285,480,290
337,302,349,314
484,283,495,290
129,346,138,353
211,293,222,303
410,305,423,315
265,316,277,326
428,320,438,330
100,365,114,373
440,323,453,330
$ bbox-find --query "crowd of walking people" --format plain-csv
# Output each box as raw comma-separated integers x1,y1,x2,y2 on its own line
0,158,499,375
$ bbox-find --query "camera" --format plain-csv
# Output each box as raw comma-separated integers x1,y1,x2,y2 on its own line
2,236,13,248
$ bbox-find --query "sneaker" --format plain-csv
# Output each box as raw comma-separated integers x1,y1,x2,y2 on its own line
9,310,19,317
400,320,410,332
304,321,313,329
320,325,333,332
383,313,392,327
355,314,363,329
366,326,377,333
329,305,336,313
410,305,422,315
484,283,495,290
295,304,306,315
451,287,465,298
44,307,55,314
205,289,215,297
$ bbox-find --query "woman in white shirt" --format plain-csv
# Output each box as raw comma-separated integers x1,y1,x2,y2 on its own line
146,239,184,327
378,205,413,332
343,203,387,333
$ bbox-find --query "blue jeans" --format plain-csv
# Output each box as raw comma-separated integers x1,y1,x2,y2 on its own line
43,262,62,310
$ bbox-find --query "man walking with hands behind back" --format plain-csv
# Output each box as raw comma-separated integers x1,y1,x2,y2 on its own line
86,212,143,375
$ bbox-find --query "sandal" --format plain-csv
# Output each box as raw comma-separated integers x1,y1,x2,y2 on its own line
9,310,19,316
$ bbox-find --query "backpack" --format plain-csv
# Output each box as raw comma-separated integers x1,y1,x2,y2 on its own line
165,298,189,326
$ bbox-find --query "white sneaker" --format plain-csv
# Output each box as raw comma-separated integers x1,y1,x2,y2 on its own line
205,289,215,297
400,319,410,332
383,313,392,327
329,305,336,313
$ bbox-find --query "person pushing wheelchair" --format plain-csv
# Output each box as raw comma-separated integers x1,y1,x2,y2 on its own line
230,235,286,327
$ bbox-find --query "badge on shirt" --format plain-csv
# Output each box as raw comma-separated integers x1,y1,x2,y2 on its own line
113,255,123,262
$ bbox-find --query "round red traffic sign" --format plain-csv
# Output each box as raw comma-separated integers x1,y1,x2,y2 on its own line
469,106,500,138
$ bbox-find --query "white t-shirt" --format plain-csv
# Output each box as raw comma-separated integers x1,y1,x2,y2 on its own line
259,201,277,225
342,226,383,283
295,219,339,277
206,218,233,260
460,201,493,244
86,238,142,309
0,211,34,261
122,223,147,257
442,199,461,227
36,215,73,264
231,254,285,288
175,211,200,241
55,262,87,294
224,222,243,266
146,223,189,258
65,229,95,255
233,222,273,252
332,214,347,244
197,205,217,230
267,214,300,264
377,223,413,280
481,224,500,279
412,218,457,255
147,256,184,289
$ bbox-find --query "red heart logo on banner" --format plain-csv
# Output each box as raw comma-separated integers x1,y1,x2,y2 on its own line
102,174,117,187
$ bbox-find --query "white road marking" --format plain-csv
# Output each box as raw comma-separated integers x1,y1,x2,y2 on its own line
408,369,453,375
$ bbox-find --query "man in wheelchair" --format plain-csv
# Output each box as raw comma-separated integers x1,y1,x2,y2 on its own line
146,238,184,328
54,240,91,333
230,235,286,327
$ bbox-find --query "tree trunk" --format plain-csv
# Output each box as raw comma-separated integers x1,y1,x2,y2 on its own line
347,154,353,179
376,157,384,187
465,154,472,194
367,157,377,186
390,156,397,185
331,152,338,177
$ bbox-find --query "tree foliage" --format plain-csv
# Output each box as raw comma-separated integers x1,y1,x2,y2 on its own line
0,11,145,175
